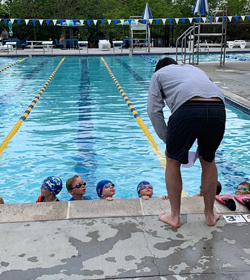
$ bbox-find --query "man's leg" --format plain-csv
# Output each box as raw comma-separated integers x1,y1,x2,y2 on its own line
159,156,182,228
199,157,220,226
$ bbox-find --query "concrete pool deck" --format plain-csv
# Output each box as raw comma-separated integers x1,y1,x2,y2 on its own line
1,47,250,279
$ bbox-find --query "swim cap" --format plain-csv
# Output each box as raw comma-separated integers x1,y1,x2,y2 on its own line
42,176,63,196
137,181,150,195
96,180,111,197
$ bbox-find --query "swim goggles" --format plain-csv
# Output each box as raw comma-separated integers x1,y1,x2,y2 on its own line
104,183,115,188
41,183,50,190
71,182,86,190
234,186,250,194
139,184,153,191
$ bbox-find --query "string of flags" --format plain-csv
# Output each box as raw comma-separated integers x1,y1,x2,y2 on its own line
0,15,250,26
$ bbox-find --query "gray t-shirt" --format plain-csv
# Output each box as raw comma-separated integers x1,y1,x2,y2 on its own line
147,64,225,143
1,30,8,39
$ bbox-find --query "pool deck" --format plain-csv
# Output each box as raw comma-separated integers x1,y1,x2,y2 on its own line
1,47,250,280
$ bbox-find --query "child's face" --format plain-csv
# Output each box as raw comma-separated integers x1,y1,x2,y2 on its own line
70,177,86,195
41,186,52,198
235,184,250,195
101,182,115,198
139,184,153,198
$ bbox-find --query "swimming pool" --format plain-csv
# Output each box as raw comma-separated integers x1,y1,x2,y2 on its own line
0,55,250,203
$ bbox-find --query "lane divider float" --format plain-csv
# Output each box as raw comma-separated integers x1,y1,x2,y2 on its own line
0,57,66,157
0,57,28,73
141,55,158,65
101,57,188,197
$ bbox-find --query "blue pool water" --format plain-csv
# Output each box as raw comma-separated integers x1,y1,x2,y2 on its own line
0,55,250,203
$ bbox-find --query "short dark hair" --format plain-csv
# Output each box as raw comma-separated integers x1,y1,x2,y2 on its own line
155,57,178,72
66,175,79,191
216,181,222,195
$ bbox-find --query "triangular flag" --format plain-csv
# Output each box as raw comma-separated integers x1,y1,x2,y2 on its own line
39,19,43,25
114,19,118,25
228,16,232,22
189,18,193,23
66,20,70,25
248,16,250,21
128,19,132,24
202,17,206,22
80,20,84,25
87,19,91,25
155,19,159,24
169,18,173,24
149,19,153,24
241,16,245,21
73,19,77,25
120,19,124,25
175,18,179,24
196,17,200,23
18,19,22,24
135,19,139,24
215,17,219,22
208,16,212,22
142,19,146,24
93,20,97,25
59,19,64,25
162,18,166,24
235,16,239,22
182,18,186,24
32,19,37,25
52,20,57,25
107,19,111,25
46,19,50,25
4,19,8,24
101,19,105,24
10,19,15,24
25,19,29,25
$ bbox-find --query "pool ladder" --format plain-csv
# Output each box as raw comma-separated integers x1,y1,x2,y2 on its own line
176,6,228,65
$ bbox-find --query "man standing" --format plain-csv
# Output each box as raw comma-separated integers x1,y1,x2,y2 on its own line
147,57,226,228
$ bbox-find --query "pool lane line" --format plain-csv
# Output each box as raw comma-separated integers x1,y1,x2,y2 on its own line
101,57,165,167
101,57,188,197
0,57,66,157
0,57,28,73
141,55,158,65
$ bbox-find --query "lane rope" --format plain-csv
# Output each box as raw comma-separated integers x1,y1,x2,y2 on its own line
0,57,28,73
0,57,66,157
101,57,188,197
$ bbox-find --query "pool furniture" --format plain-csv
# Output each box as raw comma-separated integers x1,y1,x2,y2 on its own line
65,39,78,49
78,41,88,53
21,40,29,49
55,39,63,48
227,40,246,49
112,40,123,53
42,41,53,54
98,40,111,51
5,41,17,54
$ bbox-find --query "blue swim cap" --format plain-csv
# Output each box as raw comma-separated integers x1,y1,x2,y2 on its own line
42,176,63,196
137,181,150,196
96,180,111,197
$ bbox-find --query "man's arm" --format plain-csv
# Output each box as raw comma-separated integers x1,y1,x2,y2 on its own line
147,75,168,143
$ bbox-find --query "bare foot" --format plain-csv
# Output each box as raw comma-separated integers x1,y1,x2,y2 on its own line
158,212,180,228
205,212,220,226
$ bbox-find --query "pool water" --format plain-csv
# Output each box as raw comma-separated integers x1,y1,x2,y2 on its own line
0,55,250,203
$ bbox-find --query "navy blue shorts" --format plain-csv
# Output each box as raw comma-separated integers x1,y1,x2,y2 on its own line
166,101,226,164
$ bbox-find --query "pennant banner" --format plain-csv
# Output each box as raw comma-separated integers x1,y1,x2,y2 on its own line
2,15,250,28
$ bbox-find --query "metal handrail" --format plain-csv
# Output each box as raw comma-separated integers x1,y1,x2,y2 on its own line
176,25,197,64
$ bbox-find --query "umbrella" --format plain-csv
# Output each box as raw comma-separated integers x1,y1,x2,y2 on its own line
142,3,153,20
192,0,208,15
141,3,152,52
